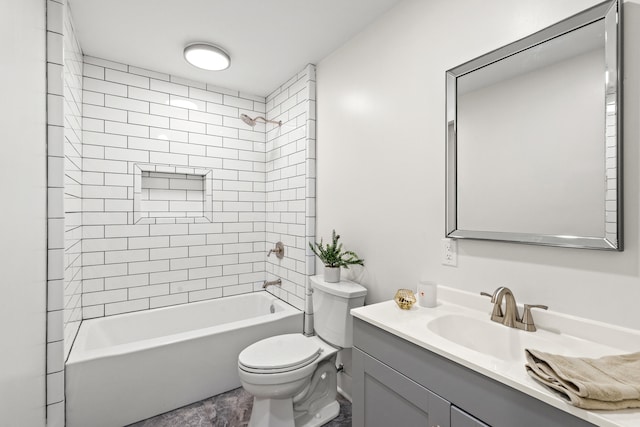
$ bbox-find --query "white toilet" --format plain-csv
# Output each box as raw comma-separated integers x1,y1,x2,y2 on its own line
238,275,367,427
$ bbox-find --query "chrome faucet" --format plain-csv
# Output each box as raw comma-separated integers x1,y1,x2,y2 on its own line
493,286,519,328
481,287,548,332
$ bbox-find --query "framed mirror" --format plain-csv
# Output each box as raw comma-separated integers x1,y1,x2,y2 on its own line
445,0,622,250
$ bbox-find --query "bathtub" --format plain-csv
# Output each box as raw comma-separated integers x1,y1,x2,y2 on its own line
66,292,302,427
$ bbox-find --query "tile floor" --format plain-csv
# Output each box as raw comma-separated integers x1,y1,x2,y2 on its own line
128,387,352,427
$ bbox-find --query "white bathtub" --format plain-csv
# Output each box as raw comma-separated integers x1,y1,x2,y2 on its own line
66,292,302,427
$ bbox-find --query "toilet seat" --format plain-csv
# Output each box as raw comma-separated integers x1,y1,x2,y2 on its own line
238,334,322,374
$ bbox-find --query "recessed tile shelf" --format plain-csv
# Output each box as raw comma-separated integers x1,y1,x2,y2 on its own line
133,164,213,224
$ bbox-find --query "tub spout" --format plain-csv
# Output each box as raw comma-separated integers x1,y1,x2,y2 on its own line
263,279,282,289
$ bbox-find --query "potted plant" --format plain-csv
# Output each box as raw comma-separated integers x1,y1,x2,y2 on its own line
309,230,364,283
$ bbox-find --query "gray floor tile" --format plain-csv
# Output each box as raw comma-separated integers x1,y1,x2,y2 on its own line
128,387,351,427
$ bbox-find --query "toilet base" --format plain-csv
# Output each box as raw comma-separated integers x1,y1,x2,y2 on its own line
294,400,339,427
248,397,295,427
247,397,340,427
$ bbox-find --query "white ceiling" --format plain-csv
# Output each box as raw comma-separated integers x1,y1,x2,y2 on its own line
70,0,403,97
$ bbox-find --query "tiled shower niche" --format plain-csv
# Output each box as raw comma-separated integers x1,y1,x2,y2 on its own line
133,164,213,224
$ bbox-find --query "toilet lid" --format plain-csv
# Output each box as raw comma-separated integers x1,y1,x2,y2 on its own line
238,334,321,371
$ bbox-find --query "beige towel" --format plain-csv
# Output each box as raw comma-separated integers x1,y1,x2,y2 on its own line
525,348,640,410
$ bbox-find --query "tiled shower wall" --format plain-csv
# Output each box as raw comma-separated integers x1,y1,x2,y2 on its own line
80,57,270,318
46,0,83,424
264,65,317,309
44,25,316,422
62,0,83,358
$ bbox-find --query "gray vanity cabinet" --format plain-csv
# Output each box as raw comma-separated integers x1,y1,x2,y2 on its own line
451,407,490,427
352,318,596,427
353,348,451,427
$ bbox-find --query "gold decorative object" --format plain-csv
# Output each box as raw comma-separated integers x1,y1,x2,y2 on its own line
394,289,416,310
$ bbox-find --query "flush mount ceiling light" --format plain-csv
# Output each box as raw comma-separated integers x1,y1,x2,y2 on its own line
183,43,230,71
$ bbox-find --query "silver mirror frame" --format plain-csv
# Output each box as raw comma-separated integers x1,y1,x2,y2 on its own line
445,0,622,250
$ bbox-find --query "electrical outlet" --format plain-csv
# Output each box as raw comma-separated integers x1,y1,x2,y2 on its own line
441,238,457,267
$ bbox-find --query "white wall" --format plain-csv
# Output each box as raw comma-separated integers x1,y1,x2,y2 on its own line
316,0,640,330
0,0,47,425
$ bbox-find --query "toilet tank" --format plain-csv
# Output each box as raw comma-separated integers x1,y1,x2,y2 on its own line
310,275,367,348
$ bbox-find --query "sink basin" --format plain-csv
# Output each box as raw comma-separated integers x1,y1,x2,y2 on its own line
427,314,527,361
426,313,621,363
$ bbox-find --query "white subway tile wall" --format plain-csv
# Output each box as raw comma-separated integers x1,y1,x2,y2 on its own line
44,17,316,421
264,65,317,310
81,56,298,317
46,0,83,424
63,0,83,356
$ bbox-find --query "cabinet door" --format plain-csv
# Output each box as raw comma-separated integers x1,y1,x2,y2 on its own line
451,406,490,427
353,348,450,427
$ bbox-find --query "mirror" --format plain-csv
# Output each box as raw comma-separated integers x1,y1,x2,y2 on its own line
446,0,622,250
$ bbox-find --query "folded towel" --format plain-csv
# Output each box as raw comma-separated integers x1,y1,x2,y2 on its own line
525,348,640,410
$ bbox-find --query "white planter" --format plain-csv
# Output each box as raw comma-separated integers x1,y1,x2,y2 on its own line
324,266,340,283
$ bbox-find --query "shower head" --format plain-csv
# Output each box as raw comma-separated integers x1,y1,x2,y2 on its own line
240,113,282,127
240,114,256,126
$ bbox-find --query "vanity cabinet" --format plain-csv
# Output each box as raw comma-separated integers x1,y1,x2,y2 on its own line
451,407,490,427
352,318,596,427
353,347,451,426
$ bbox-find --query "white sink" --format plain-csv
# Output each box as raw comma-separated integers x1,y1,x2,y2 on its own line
426,313,622,363
427,314,526,361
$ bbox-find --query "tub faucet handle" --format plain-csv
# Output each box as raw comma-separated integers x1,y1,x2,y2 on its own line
267,241,285,259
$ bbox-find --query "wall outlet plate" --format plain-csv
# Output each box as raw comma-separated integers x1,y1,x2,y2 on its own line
441,238,457,267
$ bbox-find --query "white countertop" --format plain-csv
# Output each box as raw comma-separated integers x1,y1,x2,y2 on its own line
351,286,640,427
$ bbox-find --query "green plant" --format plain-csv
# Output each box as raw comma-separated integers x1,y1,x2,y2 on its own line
309,230,364,268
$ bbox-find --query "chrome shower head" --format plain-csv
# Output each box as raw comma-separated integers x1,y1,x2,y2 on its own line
240,114,256,127
240,113,282,127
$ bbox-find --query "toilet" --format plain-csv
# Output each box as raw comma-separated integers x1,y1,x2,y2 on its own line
238,275,367,427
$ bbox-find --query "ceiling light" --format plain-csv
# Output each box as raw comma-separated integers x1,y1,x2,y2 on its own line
183,43,230,71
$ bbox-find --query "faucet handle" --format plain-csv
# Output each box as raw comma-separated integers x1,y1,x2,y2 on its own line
522,304,548,332
267,242,285,259
480,291,503,318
